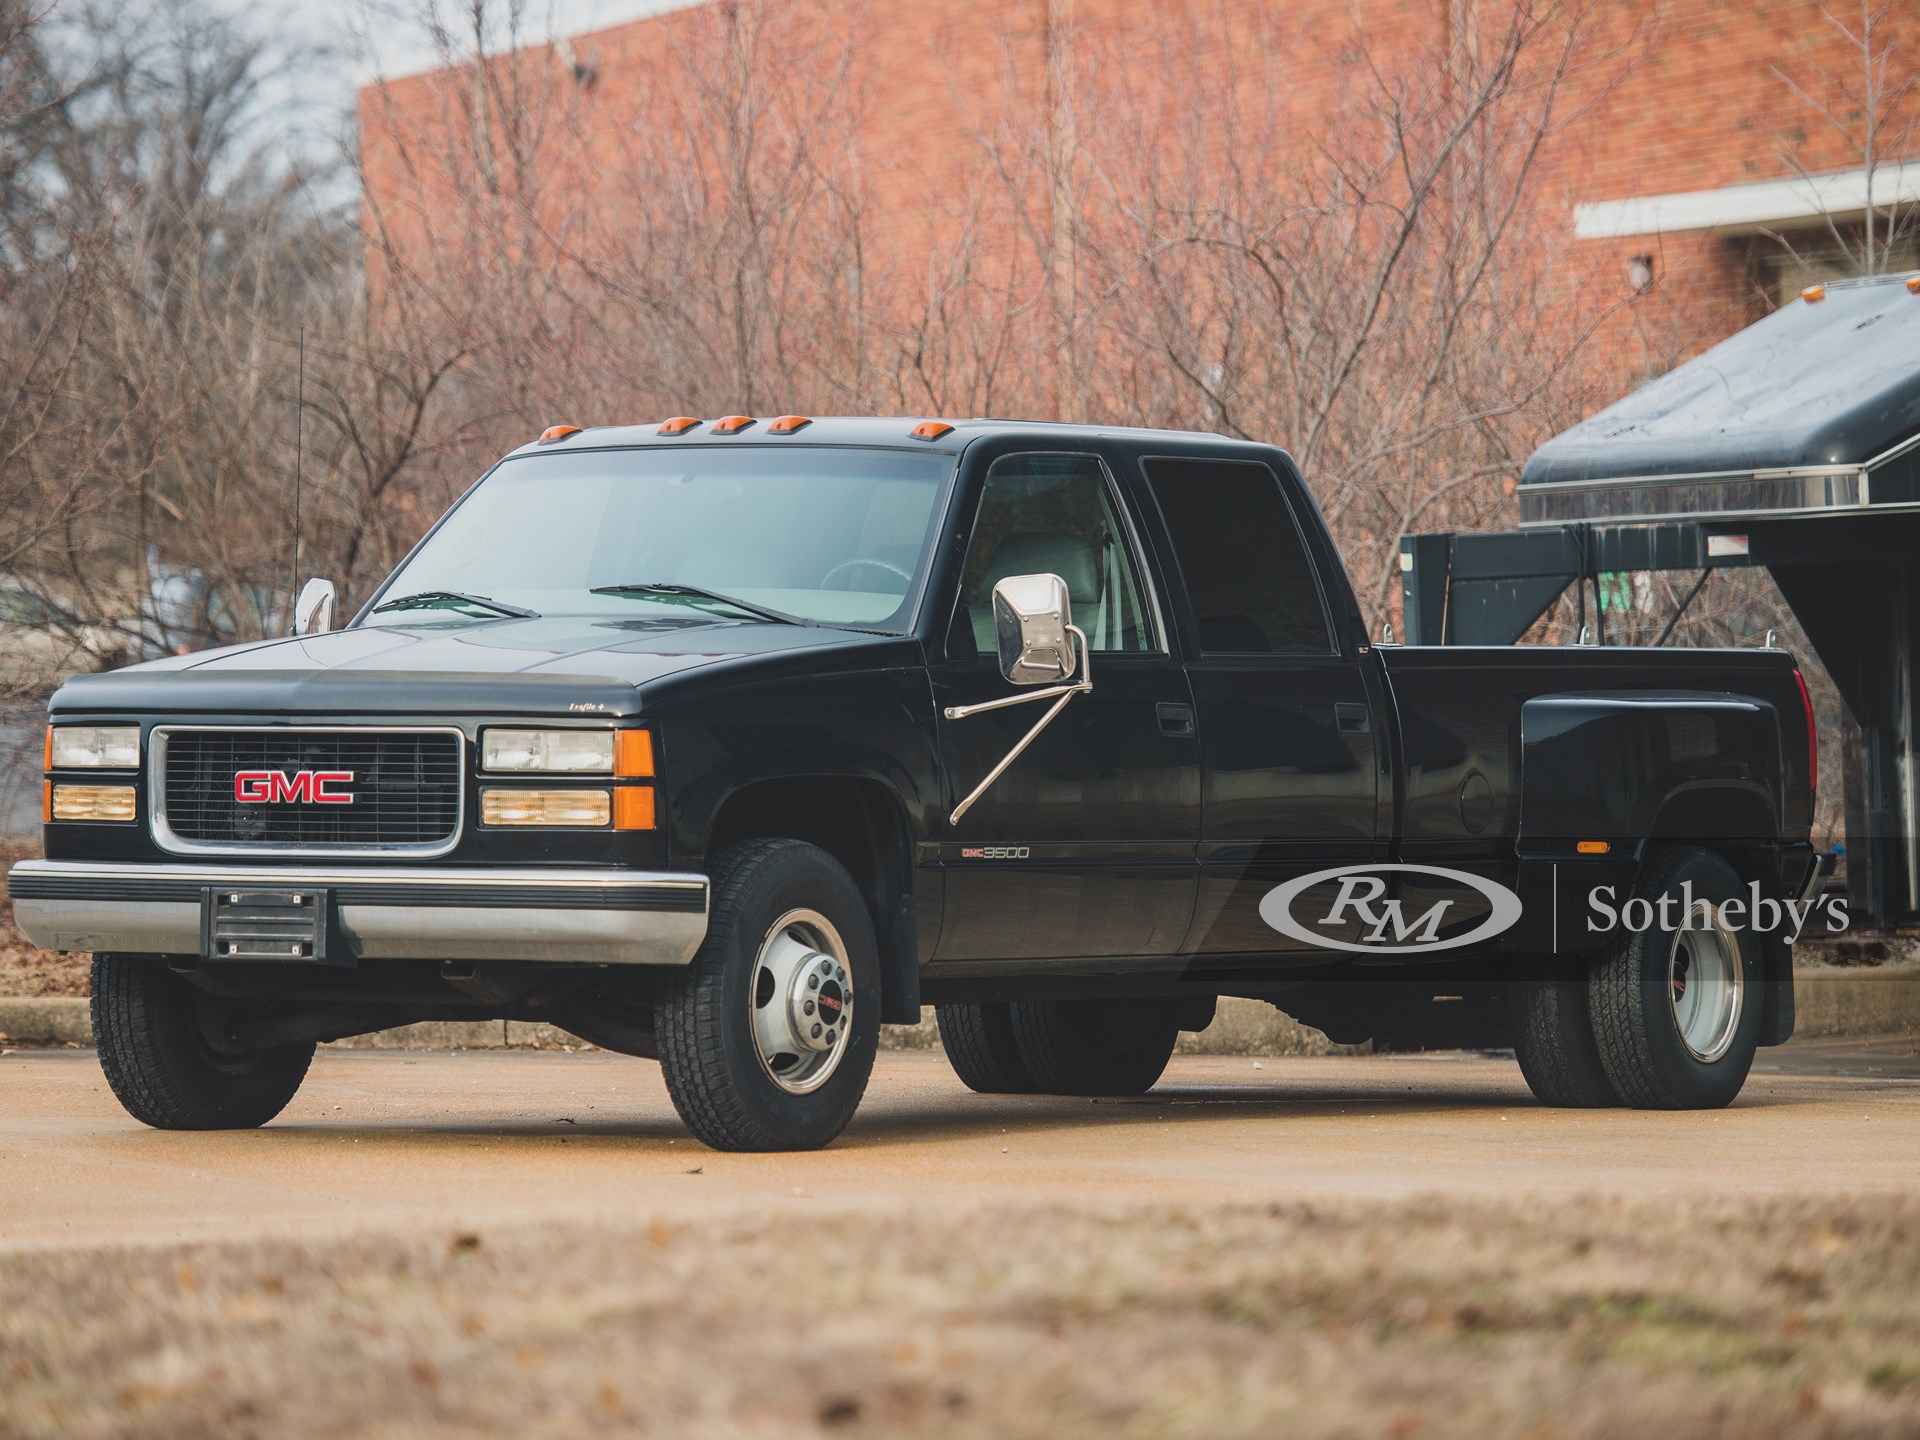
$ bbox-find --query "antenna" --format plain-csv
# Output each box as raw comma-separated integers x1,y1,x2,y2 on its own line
291,325,305,630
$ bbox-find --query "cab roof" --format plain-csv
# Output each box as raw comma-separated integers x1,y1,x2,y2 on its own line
502,415,1234,459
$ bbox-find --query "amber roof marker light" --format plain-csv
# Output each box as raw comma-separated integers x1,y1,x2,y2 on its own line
711,415,755,435
658,417,701,436
538,424,584,444
1801,284,1826,303
910,420,954,441
768,415,813,434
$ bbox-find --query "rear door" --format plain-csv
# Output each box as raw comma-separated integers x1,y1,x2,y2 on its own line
929,451,1200,962
1134,455,1387,955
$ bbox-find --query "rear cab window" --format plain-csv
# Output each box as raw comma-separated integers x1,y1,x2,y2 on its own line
1140,457,1334,655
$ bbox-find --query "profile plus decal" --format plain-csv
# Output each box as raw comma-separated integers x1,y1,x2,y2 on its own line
1260,863,1521,954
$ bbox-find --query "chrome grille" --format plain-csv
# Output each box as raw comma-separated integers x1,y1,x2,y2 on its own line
154,727,464,855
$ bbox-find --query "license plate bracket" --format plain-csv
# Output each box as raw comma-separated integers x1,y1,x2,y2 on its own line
200,887,334,963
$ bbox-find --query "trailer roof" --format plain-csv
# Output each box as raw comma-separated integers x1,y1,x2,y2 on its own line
1519,272,1920,525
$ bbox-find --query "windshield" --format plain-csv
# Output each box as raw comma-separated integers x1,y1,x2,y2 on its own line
361,445,956,631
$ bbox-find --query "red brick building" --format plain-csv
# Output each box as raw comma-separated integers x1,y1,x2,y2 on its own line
361,0,1918,412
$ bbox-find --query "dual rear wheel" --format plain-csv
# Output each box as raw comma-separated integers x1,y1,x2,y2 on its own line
1511,846,1764,1110
936,997,1180,1097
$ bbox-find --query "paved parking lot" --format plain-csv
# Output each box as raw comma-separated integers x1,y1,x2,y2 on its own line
4,1041,1917,1438
2,1040,1917,1250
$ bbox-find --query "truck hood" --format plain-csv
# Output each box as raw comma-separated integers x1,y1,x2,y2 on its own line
49,614,910,719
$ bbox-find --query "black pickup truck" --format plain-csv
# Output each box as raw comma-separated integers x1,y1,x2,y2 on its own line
13,418,1828,1149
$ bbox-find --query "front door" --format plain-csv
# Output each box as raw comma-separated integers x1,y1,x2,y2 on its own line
930,452,1200,962
1134,455,1385,955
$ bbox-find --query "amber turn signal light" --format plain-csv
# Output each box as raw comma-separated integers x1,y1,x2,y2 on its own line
480,789,612,827
712,416,754,434
658,416,700,435
910,420,954,441
51,783,138,822
613,787,655,831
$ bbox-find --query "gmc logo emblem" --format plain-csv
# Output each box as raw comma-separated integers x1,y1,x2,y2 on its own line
233,770,354,805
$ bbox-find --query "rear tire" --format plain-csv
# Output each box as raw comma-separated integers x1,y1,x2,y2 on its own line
90,955,314,1130
1509,966,1620,1107
1011,997,1178,1096
1588,847,1762,1110
936,1002,1039,1094
654,840,880,1151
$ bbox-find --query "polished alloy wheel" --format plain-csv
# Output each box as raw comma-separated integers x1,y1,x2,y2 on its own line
1667,918,1742,1062
749,908,853,1094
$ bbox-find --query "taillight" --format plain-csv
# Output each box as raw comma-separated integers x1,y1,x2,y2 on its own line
1793,668,1817,795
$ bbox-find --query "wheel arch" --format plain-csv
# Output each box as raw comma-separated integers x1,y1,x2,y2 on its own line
705,775,921,1023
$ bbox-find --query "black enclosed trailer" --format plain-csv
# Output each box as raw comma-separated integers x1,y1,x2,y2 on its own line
1401,271,1920,926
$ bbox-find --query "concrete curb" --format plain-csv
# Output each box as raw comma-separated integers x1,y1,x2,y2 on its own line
4,974,1916,1052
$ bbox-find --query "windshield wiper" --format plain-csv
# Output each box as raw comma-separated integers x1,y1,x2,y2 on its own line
589,582,810,626
371,590,538,619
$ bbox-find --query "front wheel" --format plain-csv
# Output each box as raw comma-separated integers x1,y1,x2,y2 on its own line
1587,847,1762,1109
91,955,315,1130
654,840,881,1151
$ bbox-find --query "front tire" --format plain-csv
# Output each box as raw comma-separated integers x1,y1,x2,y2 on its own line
91,955,314,1130
1011,997,1178,1096
655,840,881,1151
1588,847,1762,1109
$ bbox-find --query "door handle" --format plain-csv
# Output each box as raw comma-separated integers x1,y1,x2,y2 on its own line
1157,702,1196,738
1334,702,1371,734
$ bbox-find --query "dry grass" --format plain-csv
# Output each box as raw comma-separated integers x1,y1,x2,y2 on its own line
3,1193,1918,1439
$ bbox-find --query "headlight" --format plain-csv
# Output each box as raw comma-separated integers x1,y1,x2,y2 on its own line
47,725,140,769
481,728,615,774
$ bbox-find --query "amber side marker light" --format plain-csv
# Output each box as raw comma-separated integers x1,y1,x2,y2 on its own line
1576,840,1611,855
1801,284,1826,303
658,416,700,435
615,729,654,778
539,424,584,444
910,420,954,441
712,415,754,435
768,415,812,434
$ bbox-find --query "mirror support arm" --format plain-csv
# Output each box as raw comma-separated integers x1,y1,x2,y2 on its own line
944,626,1090,826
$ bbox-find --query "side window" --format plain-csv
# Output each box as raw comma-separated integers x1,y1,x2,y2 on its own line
957,455,1157,655
1142,458,1333,654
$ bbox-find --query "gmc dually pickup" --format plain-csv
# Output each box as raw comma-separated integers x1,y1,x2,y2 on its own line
12,417,1827,1149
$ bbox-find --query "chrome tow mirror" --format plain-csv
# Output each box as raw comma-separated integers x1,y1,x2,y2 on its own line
293,577,337,636
943,572,1093,825
993,572,1076,684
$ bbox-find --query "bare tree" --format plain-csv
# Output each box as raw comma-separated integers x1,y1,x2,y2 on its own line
1770,1,1920,278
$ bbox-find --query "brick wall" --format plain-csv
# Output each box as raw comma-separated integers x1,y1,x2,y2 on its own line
357,0,1919,427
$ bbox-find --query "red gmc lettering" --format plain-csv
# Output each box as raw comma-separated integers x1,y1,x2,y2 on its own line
233,770,354,804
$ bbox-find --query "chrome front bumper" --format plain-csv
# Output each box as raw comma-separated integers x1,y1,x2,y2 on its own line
6,860,709,966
